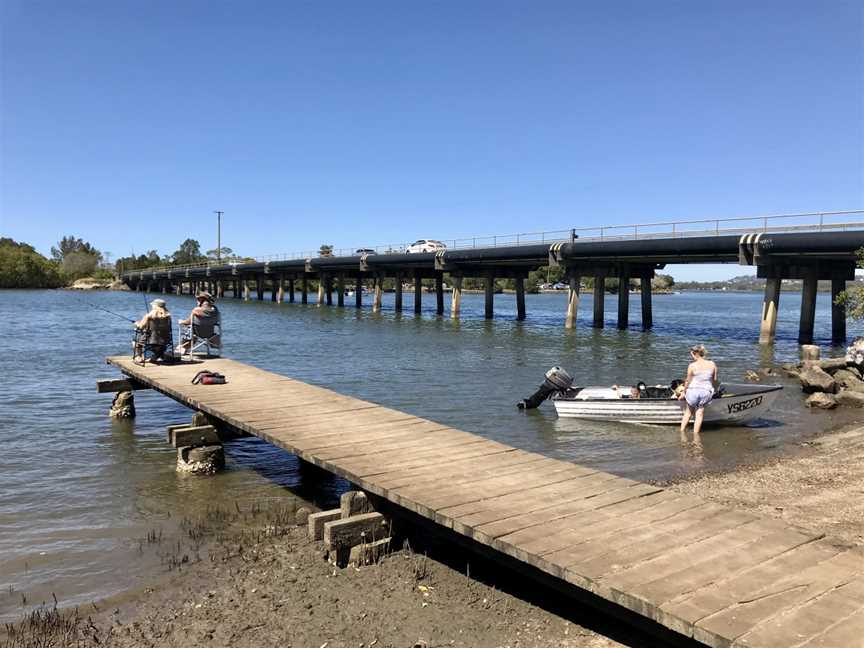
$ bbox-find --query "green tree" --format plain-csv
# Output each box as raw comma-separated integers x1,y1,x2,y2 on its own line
49,235,102,280
836,249,864,319
50,235,100,262
171,239,205,265
0,239,63,288
206,247,234,260
319,244,333,257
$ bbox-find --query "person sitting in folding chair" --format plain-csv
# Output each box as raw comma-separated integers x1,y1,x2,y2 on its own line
133,298,175,365
176,292,222,357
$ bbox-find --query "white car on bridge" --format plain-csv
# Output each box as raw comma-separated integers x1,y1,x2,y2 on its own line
406,239,447,254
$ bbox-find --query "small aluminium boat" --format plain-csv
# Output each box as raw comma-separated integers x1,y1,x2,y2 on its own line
552,383,782,425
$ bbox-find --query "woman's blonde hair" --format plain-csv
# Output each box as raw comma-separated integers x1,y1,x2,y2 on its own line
690,344,707,358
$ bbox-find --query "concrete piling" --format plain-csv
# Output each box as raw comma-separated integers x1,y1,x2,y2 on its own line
759,277,781,345
450,275,462,319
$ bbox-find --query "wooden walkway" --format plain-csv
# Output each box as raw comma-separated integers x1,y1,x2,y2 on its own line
106,356,864,648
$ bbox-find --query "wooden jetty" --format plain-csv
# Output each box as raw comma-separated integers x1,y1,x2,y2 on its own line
106,355,863,647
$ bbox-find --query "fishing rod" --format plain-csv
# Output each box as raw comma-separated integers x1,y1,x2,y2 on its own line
75,296,137,323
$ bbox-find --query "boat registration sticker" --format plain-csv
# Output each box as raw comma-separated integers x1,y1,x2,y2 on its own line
727,395,763,414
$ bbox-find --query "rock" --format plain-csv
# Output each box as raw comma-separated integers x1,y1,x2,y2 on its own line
832,369,864,393
108,280,130,291
837,391,864,408
295,507,311,526
799,365,836,394
758,367,778,377
815,357,848,373
744,370,760,382
109,391,135,418
69,278,110,290
800,344,821,362
781,362,802,378
177,445,225,474
805,393,838,409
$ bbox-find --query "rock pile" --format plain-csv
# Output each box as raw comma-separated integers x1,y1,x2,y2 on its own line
784,339,864,409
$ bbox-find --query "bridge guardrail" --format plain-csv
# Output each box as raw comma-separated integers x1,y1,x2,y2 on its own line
122,210,864,277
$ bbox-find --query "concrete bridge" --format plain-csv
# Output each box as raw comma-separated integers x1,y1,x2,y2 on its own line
122,211,864,345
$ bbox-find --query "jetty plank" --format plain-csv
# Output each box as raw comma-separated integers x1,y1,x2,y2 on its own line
105,356,864,648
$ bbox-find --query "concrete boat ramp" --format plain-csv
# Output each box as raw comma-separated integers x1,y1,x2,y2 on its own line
105,355,863,647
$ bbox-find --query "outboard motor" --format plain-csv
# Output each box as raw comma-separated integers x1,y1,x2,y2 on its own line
517,366,574,410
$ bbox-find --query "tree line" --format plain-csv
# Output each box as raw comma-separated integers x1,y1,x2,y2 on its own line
0,236,239,289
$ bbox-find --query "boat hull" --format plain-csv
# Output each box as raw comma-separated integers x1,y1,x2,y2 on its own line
552,384,782,425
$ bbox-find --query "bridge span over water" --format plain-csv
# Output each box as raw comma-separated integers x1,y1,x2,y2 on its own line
123,211,864,345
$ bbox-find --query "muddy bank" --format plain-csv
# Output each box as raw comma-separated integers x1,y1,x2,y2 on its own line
2,500,625,648
663,424,864,546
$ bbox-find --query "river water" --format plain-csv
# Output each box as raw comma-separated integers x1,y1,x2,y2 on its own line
1,288,860,620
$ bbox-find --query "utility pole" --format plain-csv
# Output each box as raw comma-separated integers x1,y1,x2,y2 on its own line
214,210,224,262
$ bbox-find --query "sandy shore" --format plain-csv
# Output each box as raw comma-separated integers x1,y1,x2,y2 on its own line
5,424,862,648
664,424,864,547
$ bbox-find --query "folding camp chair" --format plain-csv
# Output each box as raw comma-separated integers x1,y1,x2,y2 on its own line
132,316,175,366
178,308,222,358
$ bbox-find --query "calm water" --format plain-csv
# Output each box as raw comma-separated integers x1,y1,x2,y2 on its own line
1,288,859,620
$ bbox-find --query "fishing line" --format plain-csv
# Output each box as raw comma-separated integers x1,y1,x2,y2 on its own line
74,295,137,323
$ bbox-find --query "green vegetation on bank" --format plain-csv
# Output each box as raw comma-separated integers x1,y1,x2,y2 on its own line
0,238,64,288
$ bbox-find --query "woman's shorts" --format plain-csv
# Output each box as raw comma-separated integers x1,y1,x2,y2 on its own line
685,387,713,409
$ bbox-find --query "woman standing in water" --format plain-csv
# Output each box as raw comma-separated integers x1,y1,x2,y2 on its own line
678,344,718,439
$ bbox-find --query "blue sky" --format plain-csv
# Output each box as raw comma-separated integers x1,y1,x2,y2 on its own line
2,1,861,280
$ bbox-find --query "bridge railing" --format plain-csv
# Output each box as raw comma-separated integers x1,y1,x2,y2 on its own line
124,209,864,276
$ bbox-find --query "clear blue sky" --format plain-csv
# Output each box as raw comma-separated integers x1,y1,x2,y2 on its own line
2,1,861,280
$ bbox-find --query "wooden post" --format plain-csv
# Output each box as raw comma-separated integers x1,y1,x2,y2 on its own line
759,277,781,344
394,272,403,312
373,275,383,312
435,272,445,315
832,278,846,344
484,272,495,319
515,276,526,321
565,272,580,329
337,275,345,307
317,275,325,305
451,275,462,319
288,277,295,303
325,275,333,306
593,274,605,328
640,272,653,330
414,270,422,314
302,275,308,304
355,276,362,308
798,270,818,345
256,275,264,301
617,268,630,329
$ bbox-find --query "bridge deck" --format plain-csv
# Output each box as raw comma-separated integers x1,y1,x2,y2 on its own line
106,355,863,648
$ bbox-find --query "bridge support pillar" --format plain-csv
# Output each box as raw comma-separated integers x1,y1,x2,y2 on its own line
288,277,295,303
355,276,362,307
484,272,495,319
161,280,167,294
798,270,818,345
243,279,250,301
373,275,383,312
255,275,264,301
325,275,333,306
617,269,630,329
759,278,781,344
515,277,526,321
640,272,653,330
337,275,345,307
565,272,580,329
435,272,445,315
593,274,605,328
276,274,284,303
301,275,308,304
394,272,403,312
832,279,846,344
451,275,462,319
271,277,278,302
414,270,423,314
316,275,325,305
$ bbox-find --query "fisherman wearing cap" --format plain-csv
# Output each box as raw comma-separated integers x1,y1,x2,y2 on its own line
176,292,220,354
133,298,173,362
